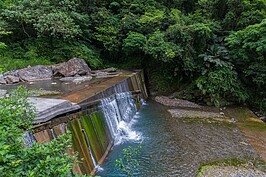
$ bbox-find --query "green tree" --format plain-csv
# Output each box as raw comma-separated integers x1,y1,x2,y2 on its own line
0,87,86,176
115,144,142,177
2,0,84,39
226,19,266,112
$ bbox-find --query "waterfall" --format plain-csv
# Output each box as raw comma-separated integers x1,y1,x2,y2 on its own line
82,129,97,168
100,95,121,140
100,91,141,145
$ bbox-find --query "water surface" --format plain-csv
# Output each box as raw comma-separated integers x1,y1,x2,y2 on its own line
98,101,258,177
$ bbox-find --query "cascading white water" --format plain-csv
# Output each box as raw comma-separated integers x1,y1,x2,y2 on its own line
100,95,121,140
100,91,141,145
82,129,97,168
116,92,137,122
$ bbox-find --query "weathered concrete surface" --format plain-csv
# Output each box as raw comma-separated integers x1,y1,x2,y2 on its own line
198,166,266,177
28,97,80,124
61,74,131,103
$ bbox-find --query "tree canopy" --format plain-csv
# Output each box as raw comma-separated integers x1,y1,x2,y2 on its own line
0,0,265,112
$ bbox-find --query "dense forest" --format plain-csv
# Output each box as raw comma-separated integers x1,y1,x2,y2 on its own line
0,0,265,113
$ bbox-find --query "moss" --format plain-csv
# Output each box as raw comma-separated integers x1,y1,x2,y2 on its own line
197,157,266,176
238,121,266,131
38,93,60,97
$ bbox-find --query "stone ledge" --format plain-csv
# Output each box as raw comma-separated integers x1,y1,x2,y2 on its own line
28,97,80,124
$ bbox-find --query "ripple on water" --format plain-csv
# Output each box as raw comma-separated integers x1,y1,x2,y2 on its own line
98,101,259,177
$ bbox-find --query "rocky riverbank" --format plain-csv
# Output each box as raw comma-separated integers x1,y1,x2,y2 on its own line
0,58,118,84
154,95,266,176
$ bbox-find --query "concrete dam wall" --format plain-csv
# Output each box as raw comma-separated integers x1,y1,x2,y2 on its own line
30,70,148,175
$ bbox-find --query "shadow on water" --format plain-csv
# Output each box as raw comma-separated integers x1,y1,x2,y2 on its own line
98,101,258,177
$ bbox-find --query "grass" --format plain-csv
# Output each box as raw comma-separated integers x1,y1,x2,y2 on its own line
0,57,53,74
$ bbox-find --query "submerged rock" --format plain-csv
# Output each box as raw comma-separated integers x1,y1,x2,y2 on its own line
52,58,91,77
17,65,53,82
91,69,119,78
155,96,202,108
102,67,117,73
59,75,93,82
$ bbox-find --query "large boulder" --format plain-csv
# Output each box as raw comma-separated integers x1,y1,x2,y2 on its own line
52,58,91,77
5,75,20,84
17,65,53,82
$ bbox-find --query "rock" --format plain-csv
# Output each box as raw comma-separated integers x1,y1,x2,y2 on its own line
0,75,6,84
103,67,117,73
168,109,224,119
91,70,119,78
5,75,20,84
59,75,93,83
155,96,202,109
17,65,53,82
52,58,91,77
73,76,93,84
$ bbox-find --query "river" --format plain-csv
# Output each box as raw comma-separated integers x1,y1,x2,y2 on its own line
97,100,258,177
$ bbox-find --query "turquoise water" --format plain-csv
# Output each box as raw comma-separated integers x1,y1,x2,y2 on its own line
97,101,257,177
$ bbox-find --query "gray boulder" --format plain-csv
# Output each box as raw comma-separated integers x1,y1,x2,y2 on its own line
17,65,53,82
5,75,20,84
52,58,91,77
0,75,6,84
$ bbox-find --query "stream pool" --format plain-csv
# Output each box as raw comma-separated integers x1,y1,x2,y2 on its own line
97,100,258,177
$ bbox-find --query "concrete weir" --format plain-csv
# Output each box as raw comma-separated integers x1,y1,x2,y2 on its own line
31,70,148,175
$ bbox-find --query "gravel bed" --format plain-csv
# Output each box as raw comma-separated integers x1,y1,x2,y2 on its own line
168,109,224,119
155,96,202,108
198,166,266,177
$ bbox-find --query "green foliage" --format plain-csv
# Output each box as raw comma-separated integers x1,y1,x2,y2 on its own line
51,41,102,68
144,30,182,62
0,87,87,177
0,0,265,114
196,67,248,107
92,8,121,53
197,0,266,30
0,27,10,50
2,0,84,39
226,19,266,112
115,144,142,177
123,32,147,53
